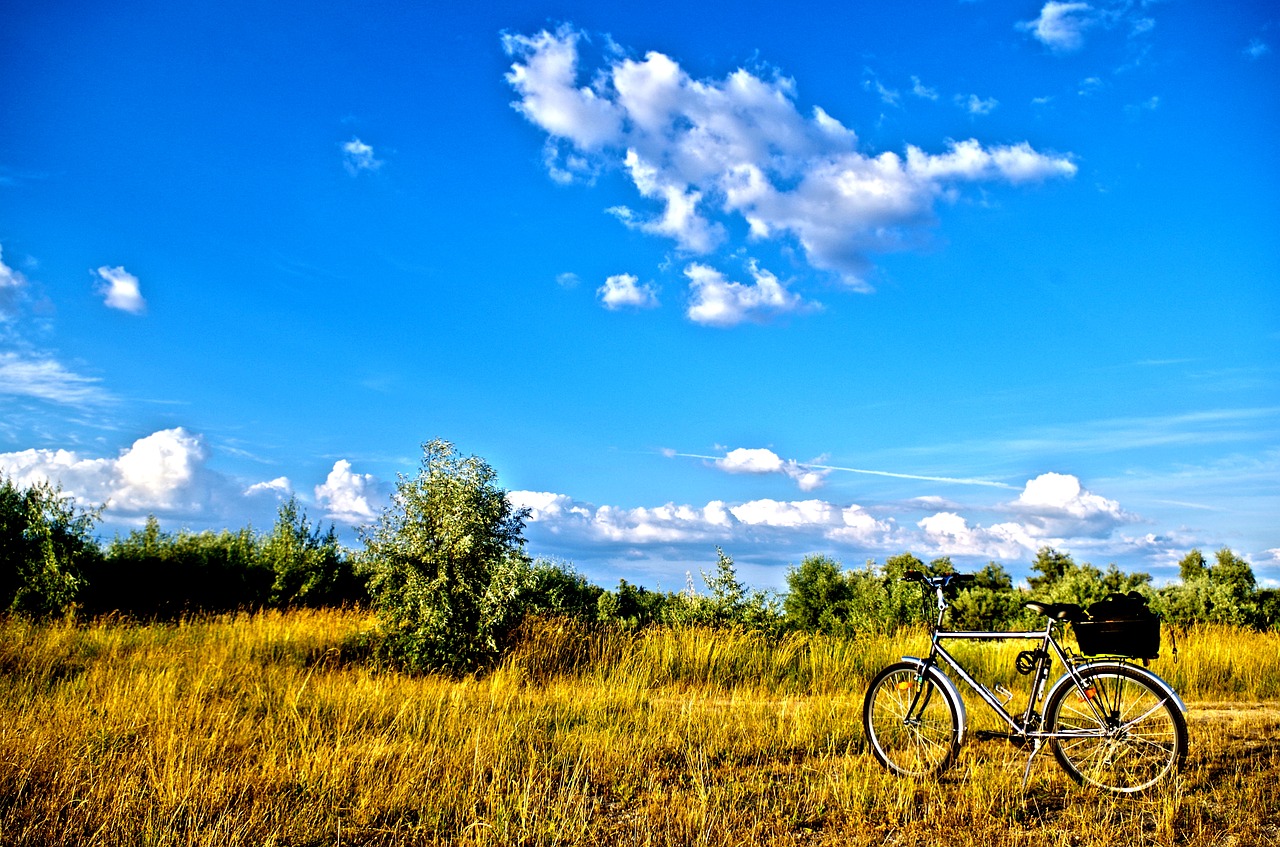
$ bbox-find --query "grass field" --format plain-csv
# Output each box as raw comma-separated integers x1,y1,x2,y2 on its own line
2,610,1277,846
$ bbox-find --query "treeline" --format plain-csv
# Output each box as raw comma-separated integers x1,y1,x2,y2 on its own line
1,477,364,617
3,457,1278,671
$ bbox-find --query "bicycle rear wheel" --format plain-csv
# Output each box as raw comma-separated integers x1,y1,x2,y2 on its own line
863,662,961,778
1045,664,1187,793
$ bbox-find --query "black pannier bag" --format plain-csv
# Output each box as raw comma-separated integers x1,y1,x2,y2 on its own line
1072,591,1161,660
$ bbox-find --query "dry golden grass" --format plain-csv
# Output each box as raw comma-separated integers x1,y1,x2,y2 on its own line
1,610,1277,846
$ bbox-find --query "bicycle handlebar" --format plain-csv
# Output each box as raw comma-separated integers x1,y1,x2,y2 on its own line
901,570,976,587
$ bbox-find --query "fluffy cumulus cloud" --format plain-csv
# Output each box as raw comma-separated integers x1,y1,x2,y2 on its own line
94,266,146,314
0,429,392,535
245,476,292,498
509,489,896,561
503,25,1076,293
1011,471,1131,537
508,469,1184,587
685,263,812,326
314,459,386,524
1018,2,1156,54
0,428,210,515
598,273,659,310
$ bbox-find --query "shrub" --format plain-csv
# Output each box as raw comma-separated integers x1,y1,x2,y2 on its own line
357,439,531,675
0,476,99,618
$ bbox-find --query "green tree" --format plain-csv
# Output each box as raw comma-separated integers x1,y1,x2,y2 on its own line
783,554,854,634
1028,547,1075,592
263,497,362,607
1158,547,1258,627
948,562,1025,630
358,439,530,675
596,578,669,628
0,476,100,617
1178,549,1208,582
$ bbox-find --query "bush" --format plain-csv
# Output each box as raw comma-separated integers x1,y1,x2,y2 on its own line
88,517,271,616
357,440,531,675
0,477,100,618
263,497,364,608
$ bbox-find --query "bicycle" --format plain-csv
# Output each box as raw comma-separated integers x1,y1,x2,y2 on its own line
862,570,1188,793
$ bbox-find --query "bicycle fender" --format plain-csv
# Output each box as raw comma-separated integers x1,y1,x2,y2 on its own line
901,656,968,741
1044,660,1187,715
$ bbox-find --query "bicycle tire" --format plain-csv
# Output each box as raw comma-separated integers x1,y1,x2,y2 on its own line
1045,664,1187,793
863,662,961,778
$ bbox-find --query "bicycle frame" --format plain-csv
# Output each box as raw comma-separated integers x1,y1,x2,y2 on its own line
900,582,1185,746
866,571,1189,793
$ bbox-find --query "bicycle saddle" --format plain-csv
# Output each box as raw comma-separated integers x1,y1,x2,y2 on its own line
1024,601,1085,622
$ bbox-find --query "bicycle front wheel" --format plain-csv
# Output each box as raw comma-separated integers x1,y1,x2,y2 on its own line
1045,664,1187,793
863,662,961,778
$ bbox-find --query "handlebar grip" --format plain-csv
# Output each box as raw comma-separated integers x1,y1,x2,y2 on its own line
902,569,924,581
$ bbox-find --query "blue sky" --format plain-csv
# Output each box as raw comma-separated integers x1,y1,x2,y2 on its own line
2,0,1276,591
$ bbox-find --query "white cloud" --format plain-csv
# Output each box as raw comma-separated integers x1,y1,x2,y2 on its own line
1012,471,1130,537
504,27,1076,289
94,266,146,314
1245,39,1270,60
315,459,384,525
342,138,383,175
0,427,209,514
0,245,28,320
905,139,1076,184
911,76,939,101
502,27,622,150
717,447,785,474
714,447,831,491
1019,2,1096,53
917,511,1038,561
958,94,999,115
0,351,109,406
245,476,292,497
685,262,812,326
511,489,895,555
598,273,660,310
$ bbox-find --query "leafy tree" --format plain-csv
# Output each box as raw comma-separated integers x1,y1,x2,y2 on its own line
597,579,669,627
1028,547,1075,592
263,497,363,607
515,559,603,620
949,562,1026,630
1178,549,1208,582
1159,547,1258,627
358,439,530,675
0,476,100,617
783,554,853,634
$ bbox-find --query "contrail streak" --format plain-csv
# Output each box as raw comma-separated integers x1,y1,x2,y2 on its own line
668,452,1018,490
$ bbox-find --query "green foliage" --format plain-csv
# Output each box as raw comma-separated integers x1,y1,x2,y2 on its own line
948,562,1029,630
515,559,603,619
0,476,100,618
594,550,783,634
783,554,854,635
91,517,273,616
357,439,531,675
1158,547,1259,627
263,497,365,608
596,579,669,627
1025,547,1152,608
